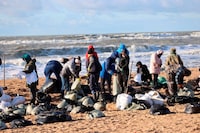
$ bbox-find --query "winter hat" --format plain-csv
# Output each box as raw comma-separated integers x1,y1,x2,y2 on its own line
136,61,142,66
156,49,163,55
22,53,31,62
170,48,176,54
117,43,126,53
119,43,126,50
75,58,81,64
88,45,94,52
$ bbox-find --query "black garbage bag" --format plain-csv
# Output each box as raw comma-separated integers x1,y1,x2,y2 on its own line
36,110,72,125
10,118,33,128
40,78,60,93
184,102,200,114
36,91,51,104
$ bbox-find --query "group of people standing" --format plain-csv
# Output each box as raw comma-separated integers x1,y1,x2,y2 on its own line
16,44,190,104
132,47,190,98
146,47,190,96
85,44,130,101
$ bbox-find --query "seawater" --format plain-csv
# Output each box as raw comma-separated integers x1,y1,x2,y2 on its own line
0,31,200,80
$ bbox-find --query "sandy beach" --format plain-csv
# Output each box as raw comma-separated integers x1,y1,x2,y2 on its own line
0,67,200,133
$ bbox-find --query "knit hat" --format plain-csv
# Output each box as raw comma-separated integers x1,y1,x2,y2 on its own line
117,43,126,53
156,49,163,55
170,48,176,54
22,53,31,62
136,61,142,66
88,45,94,53
75,58,81,66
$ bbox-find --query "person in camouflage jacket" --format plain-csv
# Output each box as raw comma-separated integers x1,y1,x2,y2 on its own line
164,48,183,96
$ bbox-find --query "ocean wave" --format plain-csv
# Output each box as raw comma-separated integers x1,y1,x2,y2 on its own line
0,31,200,80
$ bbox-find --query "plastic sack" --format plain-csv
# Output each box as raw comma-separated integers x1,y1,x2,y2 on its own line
135,91,164,106
0,120,7,130
40,78,60,93
177,87,194,97
87,110,105,119
0,94,12,102
26,104,34,115
135,93,153,106
0,101,12,111
148,91,164,106
64,91,77,102
11,95,25,106
116,93,133,110
112,75,122,96
134,73,142,83
71,78,81,91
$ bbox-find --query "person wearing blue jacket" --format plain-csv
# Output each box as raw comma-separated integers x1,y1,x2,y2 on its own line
44,60,63,92
110,43,129,59
100,43,129,98
100,56,117,95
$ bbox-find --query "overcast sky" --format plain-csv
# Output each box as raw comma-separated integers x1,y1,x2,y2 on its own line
0,0,200,36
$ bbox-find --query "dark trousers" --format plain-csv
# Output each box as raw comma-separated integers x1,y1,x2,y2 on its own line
167,72,177,96
118,72,128,93
151,74,158,89
100,75,111,94
27,82,37,104
89,73,100,93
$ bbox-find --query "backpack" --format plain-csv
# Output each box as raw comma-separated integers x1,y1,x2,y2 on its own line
88,56,102,73
182,66,191,76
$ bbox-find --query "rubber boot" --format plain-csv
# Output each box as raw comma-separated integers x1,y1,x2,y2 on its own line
96,91,100,102
61,90,65,99
92,91,97,102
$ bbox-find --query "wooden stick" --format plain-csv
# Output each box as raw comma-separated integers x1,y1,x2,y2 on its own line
3,55,5,87
125,61,133,93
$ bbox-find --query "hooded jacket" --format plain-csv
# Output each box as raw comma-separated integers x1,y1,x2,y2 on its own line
60,58,81,78
22,54,38,85
110,43,129,59
149,52,162,74
165,49,183,73
85,45,98,61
